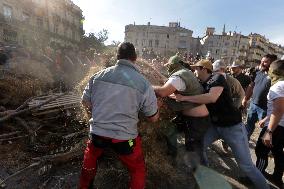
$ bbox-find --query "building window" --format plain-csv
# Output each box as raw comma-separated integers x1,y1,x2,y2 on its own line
22,35,27,45
167,34,169,39
179,33,187,37
64,28,67,36
135,39,138,46
149,40,152,47
37,17,44,28
72,30,75,40
22,12,30,22
32,0,41,4
54,25,59,34
142,39,146,46
155,40,159,48
225,42,230,46
3,29,17,42
178,40,186,48
3,5,12,19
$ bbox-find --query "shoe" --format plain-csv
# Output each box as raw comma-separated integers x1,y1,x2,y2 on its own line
265,173,284,189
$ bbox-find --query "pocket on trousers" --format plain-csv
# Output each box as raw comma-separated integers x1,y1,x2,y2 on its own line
112,139,136,155
91,134,110,148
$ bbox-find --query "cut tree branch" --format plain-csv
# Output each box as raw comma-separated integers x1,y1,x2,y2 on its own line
0,93,65,123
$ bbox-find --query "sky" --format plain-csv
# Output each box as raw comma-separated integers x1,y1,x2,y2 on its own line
72,0,284,46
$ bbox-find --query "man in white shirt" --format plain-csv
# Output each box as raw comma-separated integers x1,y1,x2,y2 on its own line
153,55,210,163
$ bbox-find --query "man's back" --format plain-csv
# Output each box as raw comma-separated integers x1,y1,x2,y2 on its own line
83,59,157,140
226,74,245,108
234,73,251,90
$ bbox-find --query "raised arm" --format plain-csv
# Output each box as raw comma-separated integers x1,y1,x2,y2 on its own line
171,86,223,104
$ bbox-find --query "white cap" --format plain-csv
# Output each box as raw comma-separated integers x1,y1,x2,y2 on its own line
212,59,226,71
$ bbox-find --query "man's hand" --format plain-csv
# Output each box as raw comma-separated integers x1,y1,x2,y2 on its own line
258,118,266,128
262,131,273,148
168,93,184,102
242,98,248,109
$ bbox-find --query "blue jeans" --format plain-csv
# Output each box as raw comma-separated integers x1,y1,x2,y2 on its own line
203,123,269,189
246,102,267,139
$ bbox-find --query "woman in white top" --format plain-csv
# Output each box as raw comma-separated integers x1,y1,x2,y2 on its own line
255,59,284,189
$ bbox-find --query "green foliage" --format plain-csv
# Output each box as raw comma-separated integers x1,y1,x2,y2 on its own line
80,29,109,53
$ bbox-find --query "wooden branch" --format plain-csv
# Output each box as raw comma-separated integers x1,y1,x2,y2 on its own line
15,97,33,111
0,93,65,123
0,131,21,139
32,143,83,164
62,130,86,140
0,135,28,143
14,117,33,134
0,162,41,186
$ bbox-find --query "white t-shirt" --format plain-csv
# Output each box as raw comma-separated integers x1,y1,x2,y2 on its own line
165,76,186,91
265,81,284,127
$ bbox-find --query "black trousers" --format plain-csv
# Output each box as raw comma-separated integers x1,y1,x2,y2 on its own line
182,115,211,165
255,126,284,181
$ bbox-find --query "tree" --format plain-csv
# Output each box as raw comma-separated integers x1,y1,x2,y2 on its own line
97,29,109,43
110,40,121,47
80,29,109,53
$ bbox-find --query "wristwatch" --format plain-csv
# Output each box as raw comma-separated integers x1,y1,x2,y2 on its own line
266,128,273,134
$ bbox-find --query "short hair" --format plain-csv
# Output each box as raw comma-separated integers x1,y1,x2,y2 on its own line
117,42,137,60
264,54,277,63
196,66,212,74
270,59,284,74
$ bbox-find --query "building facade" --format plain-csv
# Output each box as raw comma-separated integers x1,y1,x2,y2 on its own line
200,27,250,65
247,33,284,66
124,23,284,66
124,22,195,57
0,0,83,53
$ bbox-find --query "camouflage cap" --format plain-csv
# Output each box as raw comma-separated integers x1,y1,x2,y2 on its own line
165,54,182,66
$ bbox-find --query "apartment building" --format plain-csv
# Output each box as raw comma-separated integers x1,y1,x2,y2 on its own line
125,23,284,66
0,0,83,53
200,27,250,65
125,22,195,57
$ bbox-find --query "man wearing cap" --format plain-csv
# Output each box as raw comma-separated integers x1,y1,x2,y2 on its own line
171,59,269,189
153,55,210,162
230,60,251,92
213,60,244,109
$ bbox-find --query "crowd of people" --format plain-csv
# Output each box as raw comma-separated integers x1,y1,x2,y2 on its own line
77,42,284,189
